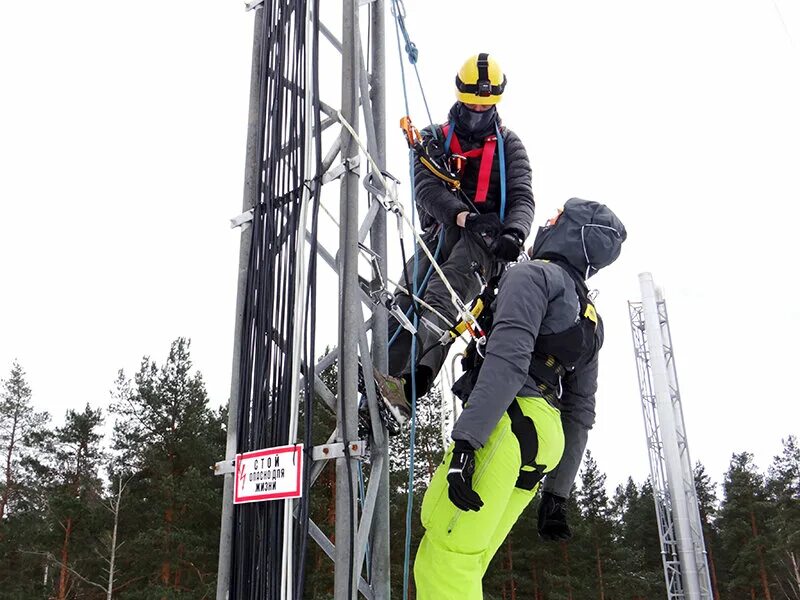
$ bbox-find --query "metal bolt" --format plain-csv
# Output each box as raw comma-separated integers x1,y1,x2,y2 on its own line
322,447,329,455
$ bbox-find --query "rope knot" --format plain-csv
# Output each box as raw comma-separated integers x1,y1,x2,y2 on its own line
405,42,418,64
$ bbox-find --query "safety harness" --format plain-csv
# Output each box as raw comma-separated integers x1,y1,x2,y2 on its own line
442,122,496,204
452,260,602,490
528,264,600,406
399,116,507,220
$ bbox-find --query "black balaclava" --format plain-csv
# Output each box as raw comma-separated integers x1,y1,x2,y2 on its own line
449,102,500,141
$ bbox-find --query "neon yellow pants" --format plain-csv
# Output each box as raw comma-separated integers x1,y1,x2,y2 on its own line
414,396,564,600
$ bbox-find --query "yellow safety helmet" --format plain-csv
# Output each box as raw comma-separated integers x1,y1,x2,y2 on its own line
455,53,506,105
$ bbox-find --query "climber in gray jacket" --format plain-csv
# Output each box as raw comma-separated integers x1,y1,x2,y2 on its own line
414,198,626,599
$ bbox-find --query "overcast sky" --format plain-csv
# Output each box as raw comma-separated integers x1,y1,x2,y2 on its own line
2,0,799,493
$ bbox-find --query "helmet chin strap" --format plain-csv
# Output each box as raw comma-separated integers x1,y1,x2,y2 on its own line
580,223,621,279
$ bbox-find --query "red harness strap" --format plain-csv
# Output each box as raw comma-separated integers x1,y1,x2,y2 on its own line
441,123,497,204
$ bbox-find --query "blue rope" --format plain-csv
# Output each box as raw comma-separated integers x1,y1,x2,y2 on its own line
387,3,440,595
391,0,434,127
444,121,454,154
388,227,445,348
402,146,420,600
496,122,507,222
390,0,411,116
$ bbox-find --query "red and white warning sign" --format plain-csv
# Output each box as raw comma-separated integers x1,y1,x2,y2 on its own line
234,444,303,504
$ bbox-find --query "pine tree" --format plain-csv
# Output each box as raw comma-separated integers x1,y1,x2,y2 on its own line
573,451,614,600
41,404,107,599
0,361,51,599
766,436,800,599
609,477,667,598
301,355,338,599
718,452,776,599
389,385,445,599
540,491,582,600
694,462,722,600
109,338,225,599
0,361,49,521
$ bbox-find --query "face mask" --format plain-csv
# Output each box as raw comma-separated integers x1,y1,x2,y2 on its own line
456,103,497,135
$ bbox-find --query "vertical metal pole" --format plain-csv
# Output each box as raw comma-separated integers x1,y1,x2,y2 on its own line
335,1,360,598
216,8,263,600
639,272,703,599
368,3,390,598
660,300,714,597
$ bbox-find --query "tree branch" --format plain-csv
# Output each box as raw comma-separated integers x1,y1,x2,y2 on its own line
21,551,107,593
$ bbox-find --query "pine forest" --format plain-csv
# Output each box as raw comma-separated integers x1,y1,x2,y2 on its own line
1,341,798,599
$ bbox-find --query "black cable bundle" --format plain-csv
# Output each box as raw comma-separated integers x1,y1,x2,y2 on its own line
230,1,318,598
294,0,323,596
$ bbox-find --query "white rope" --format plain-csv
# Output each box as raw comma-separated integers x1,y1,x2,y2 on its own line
385,277,454,328
336,111,483,334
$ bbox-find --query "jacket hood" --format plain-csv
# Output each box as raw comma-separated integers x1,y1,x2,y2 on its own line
531,198,627,279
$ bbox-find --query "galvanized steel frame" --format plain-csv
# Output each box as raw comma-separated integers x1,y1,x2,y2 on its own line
216,1,390,598
629,273,713,600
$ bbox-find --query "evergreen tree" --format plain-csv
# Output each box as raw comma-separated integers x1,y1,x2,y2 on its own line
389,385,445,599
694,462,723,600
109,338,225,598
609,477,663,598
718,452,776,599
0,361,49,520
0,361,51,599
540,491,582,600
573,451,614,600
766,436,800,599
302,355,337,600
40,404,107,599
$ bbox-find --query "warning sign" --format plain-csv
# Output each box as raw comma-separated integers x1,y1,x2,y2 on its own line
234,444,303,504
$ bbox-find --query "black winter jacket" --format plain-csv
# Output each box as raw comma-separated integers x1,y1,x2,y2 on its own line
413,121,535,238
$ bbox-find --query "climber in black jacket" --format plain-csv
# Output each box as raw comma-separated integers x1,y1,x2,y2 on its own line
383,53,535,418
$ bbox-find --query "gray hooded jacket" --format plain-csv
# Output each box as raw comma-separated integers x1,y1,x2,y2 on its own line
451,198,626,494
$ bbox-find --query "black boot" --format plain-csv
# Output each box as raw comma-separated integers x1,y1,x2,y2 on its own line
537,491,572,541
402,365,433,401
357,365,407,438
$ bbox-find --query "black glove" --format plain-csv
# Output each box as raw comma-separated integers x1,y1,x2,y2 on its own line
490,229,523,261
537,491,572,541
464,212,502,237
447,440,483,511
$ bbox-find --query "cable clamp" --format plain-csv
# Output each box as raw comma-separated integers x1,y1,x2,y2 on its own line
321,156,361,185
230,208,255,229
364,170,402,214
312,441,367,461
358,244,417,335
419,315,447,339
212,459,235,476
380,290,417,335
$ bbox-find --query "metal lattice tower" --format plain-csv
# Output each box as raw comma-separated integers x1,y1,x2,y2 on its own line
216,1,391,598
628,272,713,600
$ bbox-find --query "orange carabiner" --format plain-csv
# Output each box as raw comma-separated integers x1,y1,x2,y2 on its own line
399,115,421,148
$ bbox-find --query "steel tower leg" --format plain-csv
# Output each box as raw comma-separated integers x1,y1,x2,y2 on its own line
217,2,391,597
216,8,264,598
367,3,391,599
335,2,362,598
